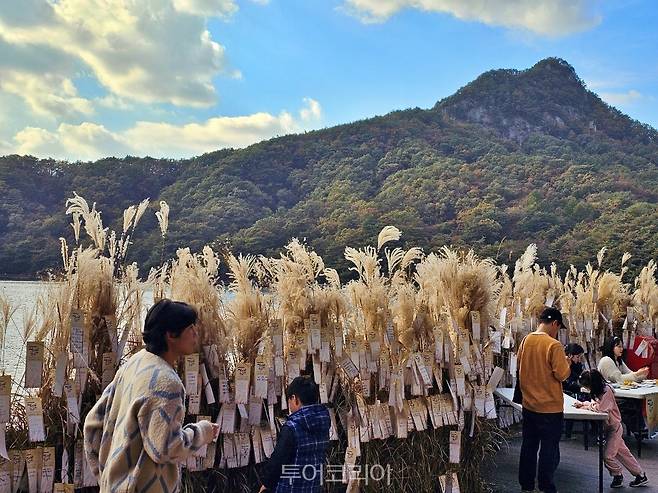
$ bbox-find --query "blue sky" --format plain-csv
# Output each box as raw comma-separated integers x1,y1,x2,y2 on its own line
0,0,656,160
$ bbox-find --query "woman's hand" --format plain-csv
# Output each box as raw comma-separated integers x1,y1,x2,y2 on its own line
572,401,584,408
638,367,650,379
259,486,267,492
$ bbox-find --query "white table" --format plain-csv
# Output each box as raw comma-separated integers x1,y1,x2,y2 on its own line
612,383,658,457
495,387,608,493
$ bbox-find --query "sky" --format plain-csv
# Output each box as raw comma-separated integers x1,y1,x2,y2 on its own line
0,0,656,161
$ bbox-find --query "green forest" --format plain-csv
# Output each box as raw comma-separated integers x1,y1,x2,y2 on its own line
1,58,657,279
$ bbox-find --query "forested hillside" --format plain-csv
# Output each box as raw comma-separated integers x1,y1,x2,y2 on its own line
1,58,656,279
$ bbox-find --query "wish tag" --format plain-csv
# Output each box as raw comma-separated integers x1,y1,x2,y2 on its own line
25,397,45,442
449,430,461,464
0,376,10,423
470,311,481,342
200,364,215,405
101,352,116,390
184,354,199,396
254,356,268,399
235,363,251,404
309,314,321,350
105,315,118,354
41,446,55,493
25,342,44,389
455,365,465,397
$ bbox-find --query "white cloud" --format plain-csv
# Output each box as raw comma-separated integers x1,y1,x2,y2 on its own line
342,0,601,36
599,89,643,107
6,99,323,161
0,0,235,109
173,0,238,17
300,98,322,123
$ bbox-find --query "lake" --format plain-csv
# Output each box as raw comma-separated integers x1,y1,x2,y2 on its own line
0,280,156,382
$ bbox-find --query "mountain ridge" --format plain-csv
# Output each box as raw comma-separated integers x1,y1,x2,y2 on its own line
1,57,657,279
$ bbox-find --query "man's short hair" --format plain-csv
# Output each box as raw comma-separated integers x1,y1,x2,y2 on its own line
142,299,197,354
285,376,319,405
538,307,566,329
564,343,584,356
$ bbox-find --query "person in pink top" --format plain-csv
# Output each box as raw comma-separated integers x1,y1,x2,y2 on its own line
573,370,649,489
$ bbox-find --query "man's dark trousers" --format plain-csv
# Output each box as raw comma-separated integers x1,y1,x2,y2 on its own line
519,408,563,493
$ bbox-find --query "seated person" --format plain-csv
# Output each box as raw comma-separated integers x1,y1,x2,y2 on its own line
563,343,586,398
597,336,649,384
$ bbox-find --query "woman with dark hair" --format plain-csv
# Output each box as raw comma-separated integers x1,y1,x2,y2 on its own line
574,370,648,488
84,299,219,492
597,337,649,383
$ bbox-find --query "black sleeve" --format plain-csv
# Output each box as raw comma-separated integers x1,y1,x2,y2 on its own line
261,425,296,490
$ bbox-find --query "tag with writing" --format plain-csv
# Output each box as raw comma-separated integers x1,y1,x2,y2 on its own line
64,381,80,425
25,342,44,389
41,446,55,493
449,430,461,464
188,393,201,415
0,376,10,424
101,352,116,390
487,366,504,391
218,365,231,403
470,311,481,342
184,354,199,396
53,352,67,398
200,364,215,405
254,356,268,399
455,365,466,397
25,397,45,442
309,314,321,350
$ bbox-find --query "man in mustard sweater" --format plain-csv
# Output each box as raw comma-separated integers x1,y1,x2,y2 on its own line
84,299,219,492
518,307,571,493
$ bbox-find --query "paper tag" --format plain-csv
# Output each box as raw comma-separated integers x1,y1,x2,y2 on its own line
510,353,518,376
200,364,215,405
70,310,84,355
184,354,199,395
218,365,231,403
474,385,485,417
339,354,359,380
25,342,44,389
101,352,116,390
52,352,67,398
254,356,268,399
0,424,8,460
234,363,251,405
218,403,236,434
0,459,9,493
73,441,83,487
0,377,10,424
105,316,118,354
455,365,465,397
41,446,55,493
487,366,504,391
309,314,321,350
64,381,80,425
25,398,45,442
470,312,481,342
247,396,263,426
635,339,649,357
25,448,41,493
188,394,201,415
449,430,461,463
272,321,283,355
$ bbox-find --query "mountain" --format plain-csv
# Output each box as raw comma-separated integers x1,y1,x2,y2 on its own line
1,57,657,279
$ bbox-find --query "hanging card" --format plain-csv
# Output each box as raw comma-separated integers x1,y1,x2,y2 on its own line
184,354,199,396
25,398,45,442
25,342,44,389
449,430,461,464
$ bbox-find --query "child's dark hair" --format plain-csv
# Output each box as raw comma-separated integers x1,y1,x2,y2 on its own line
285,376,319,405
142,299,197,355
565,343,584,356
601,336,623,363
578,369,607,399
